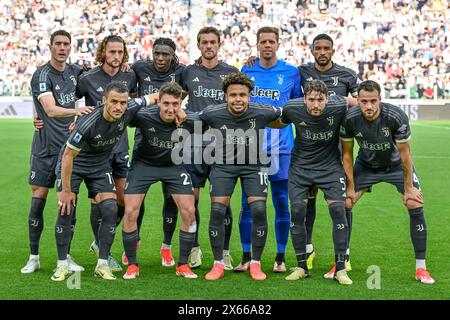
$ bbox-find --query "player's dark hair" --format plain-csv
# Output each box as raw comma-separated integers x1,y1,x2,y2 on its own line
222,72,254,93
105,81,129,96
153,37,179,66
304,79,328,97
197,26,221,44
358,80,381,95
257,26,279,43
50,30,71,45
95,35,129,65
159,82,183,99
312,33,334,48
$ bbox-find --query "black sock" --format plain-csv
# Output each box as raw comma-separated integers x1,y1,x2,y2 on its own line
275,252,285,264
290,202,307,261
209,202,227,261
162,195,178,245
122,230,139,266
223,205,233,251
116,204,125,227
345,207,353,261
178,230,195,266
28,197,46,255
296,253,308,271
193,204,201,248
409,207,427,259
329,202,348,271
137,201,145,240
242,252,251,263
90,203,101,245
250,200,267,261
98,199,118,260
305,197,316,245
67,204,77,255
55,205,74,261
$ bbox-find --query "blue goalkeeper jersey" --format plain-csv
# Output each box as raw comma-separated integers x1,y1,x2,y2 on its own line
241,59,303,155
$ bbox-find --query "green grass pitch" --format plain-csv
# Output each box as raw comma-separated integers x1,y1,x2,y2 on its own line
0,119,449,300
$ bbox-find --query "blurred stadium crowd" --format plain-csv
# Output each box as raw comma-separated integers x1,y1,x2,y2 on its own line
0,0,449,99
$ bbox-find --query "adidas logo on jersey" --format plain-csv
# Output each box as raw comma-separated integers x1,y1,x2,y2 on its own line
307,77,313,81
356,132,363,137
55,85,60,90
299,121,307,126
94,134,102,139
144,76,151,82
97,87,104,92
148,127,156,132
192,77,200,82
220,125,228,130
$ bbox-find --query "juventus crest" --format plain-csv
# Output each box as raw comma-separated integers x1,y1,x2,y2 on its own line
331,76,339,86
278,75,284,85
327,116,334,126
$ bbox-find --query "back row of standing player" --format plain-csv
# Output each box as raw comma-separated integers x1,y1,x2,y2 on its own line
22,26,433,285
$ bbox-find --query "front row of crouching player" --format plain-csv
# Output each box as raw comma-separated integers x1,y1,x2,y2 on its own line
43,73,436,285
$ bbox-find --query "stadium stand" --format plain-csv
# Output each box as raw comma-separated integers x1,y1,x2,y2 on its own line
0,0,448,99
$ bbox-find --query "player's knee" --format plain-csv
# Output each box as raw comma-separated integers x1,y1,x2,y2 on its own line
249,200,267,227
291,201,307,224
97,198,118,225
328,201,348,226
180,204,196,224
210,202,227,226
31,186,48,199
405,199,423,210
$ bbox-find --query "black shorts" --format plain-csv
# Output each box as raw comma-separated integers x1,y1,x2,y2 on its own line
288,167,346,203
354,161,421,194
125,160,194,195
209,164,269,197
29,154,58,188
109,151,130,179
56,163,116,198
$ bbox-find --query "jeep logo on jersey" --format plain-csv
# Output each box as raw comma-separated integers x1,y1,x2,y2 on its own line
193,86,224,101
382,127,390,137
144,85,161,95
57,92,76,106
251,86,280,100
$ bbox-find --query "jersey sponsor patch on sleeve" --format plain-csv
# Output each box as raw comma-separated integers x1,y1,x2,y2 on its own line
39,82,47,92
73,132,82,143
397,124,408,134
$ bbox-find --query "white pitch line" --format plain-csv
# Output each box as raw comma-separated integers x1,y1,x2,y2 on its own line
412,123,450,130
414,155,450,159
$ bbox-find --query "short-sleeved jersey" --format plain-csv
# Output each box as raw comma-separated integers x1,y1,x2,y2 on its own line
76,66,138,106
242,59,303,155
129,106,199,166
132,61,185,96
181,62,239,112
76,66,138,153
281,95,347,170
64,97,147,172
30,62,82,156
199,103,282,165
299,62,360,98
340,102,411,169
